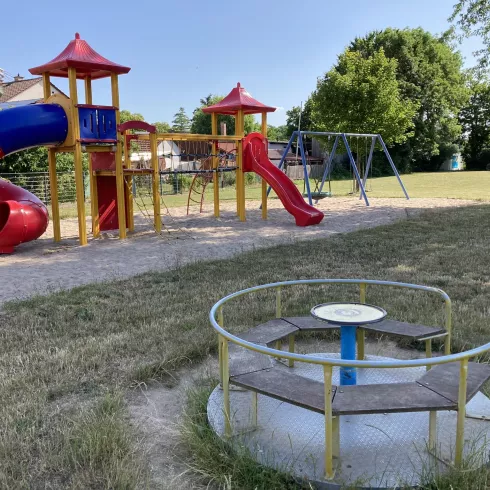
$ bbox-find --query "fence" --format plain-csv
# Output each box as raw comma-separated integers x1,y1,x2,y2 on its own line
0,172,88,204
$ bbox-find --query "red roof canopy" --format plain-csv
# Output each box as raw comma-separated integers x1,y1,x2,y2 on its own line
29,33,131,80
202,83,276,115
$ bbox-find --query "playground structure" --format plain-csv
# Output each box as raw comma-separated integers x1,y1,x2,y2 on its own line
277,131,410,206
0,33,325,253
208,279,490,488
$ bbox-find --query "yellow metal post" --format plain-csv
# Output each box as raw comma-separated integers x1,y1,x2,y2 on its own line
276,286,282,318
236,109,246,221
84,76,92,104
332,416,340,458
428,411,437,452
324,365,335,479
68,67,88,246
222,339,231,437
425,339,432,371
42,73,51,101
357,283,367,360
84,75,100,237
211,113,219,218
261,112,268,220
288,334,295,368
111,73,127,239
218,335,223,385
124,131,134,232
150,133,161,233
445,299,452,355
218,308,224,384
47,149,61,242
274,291,282,359
455,358,468,467
90,165,99,238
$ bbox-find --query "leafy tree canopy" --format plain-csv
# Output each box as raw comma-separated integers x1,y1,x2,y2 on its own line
172,107,191,132
0,147,86,174
311,48,418,151
450,0,490,69
285,100,314,138
267,125,289,141
153,121,171,133
346,28,469,166
119,110,144,125
459,79,490,169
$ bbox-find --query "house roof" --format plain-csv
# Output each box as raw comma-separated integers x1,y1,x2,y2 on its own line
202,83,276,115
0,77,41,103
0,98,39,110
29,33,131,80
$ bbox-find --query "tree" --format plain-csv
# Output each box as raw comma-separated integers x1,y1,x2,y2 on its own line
346,28,469,170
153,121,171,133
450,0,490,69
311,49,417,150
285,100,313,138
459,79,490,169
119,110,144,125
190,95,258,135
267,125,289,141
0,147,87,174
172,107,191,132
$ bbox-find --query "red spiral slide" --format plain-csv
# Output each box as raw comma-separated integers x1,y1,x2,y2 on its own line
0,179,49,254
243,133,324,226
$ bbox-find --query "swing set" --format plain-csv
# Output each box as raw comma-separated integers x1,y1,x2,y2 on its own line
273,131,410,207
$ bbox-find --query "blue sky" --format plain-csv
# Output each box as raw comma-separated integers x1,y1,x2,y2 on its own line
0,0,482,127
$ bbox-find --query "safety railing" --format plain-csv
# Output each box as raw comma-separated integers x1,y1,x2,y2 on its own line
0,171,88,204
209,279,490,479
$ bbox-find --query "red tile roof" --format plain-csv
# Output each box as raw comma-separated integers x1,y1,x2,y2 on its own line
0,77,41,103
29,33,130,80
203,83,276,115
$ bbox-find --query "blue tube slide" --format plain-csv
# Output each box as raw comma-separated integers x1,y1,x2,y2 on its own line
0,104,68,158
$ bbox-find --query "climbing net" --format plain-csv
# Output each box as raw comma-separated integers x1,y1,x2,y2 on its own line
129,137,238,238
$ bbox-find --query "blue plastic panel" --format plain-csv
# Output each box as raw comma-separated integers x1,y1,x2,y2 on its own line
78,106,117,143
78,107,98,141
97,108,117,141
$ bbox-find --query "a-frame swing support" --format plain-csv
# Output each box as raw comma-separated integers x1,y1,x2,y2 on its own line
266,131,409,207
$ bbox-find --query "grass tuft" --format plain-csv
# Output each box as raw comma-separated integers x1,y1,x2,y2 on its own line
180,378,310,489
60,393,147,489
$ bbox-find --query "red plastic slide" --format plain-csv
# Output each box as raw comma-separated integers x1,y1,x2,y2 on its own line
0,179,49,254
243,133,324,226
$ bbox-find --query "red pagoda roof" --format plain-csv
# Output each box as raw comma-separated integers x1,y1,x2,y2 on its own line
202,83,276,115
29,33,131,80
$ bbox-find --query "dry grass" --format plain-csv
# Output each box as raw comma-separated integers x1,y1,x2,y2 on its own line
1,204,490,487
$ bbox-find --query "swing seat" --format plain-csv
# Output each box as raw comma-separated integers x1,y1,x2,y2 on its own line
306,191,332,199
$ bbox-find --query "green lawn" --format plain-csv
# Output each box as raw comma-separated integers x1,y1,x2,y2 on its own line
2,205,490,488
55,171,490,220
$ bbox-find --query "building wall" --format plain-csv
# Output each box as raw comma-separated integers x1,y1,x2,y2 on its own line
130,140,182,170
9,81,62,102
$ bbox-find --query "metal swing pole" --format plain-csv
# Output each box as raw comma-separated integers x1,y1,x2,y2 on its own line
377,135,410,200
298,132,312,205
342,134,369,206
359,136,376,200
316,135,339,203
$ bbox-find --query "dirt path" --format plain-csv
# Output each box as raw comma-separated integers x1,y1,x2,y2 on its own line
0,197,479,306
